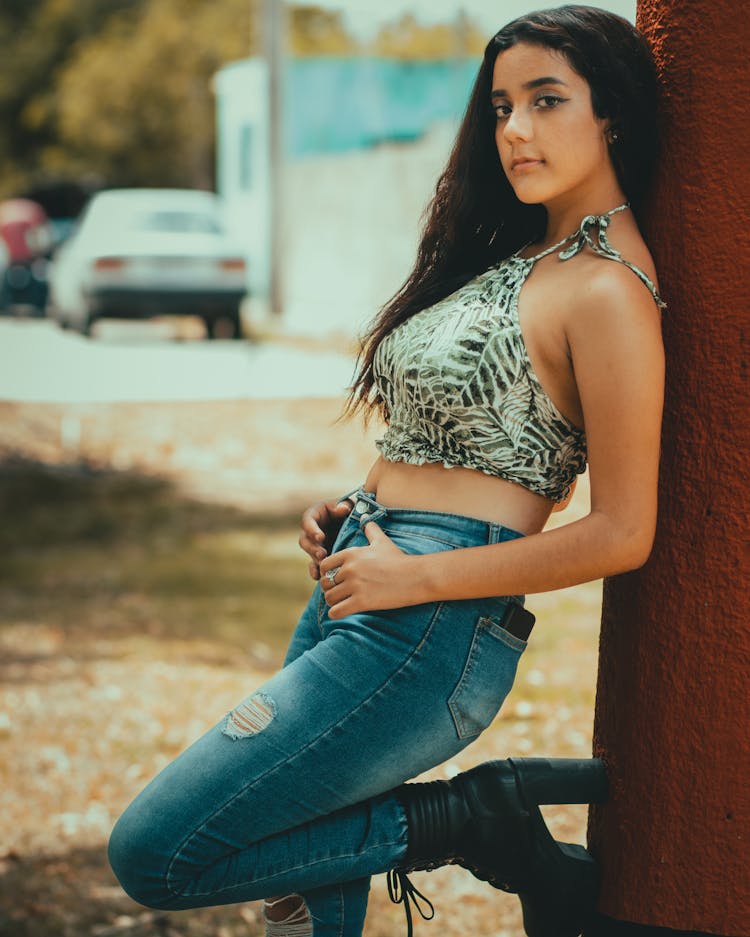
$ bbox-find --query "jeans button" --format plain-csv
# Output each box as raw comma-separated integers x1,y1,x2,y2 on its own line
355,500,371,514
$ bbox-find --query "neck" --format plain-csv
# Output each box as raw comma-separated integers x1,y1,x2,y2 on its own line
541,186,629,246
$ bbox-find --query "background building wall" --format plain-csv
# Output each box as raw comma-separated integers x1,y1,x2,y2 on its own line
215,56,476,317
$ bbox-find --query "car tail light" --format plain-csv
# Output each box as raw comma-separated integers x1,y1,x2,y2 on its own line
94,256,127,271
218,258,246,272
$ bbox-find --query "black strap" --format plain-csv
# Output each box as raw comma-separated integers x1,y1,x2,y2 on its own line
387,870,435,937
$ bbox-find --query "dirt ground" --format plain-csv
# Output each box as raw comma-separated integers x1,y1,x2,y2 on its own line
0,395,602,937
0,398,381,513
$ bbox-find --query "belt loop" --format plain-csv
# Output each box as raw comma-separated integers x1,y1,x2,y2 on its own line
360,505,387,527
351,490,388,528
337,486,363,506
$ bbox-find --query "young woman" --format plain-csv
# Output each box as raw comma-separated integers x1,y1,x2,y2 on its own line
109,7,665,937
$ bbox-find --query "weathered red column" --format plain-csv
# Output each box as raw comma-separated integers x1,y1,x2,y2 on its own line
586,1,750,935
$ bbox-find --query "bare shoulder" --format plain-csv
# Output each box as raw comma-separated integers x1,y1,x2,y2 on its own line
562,249,663,347
557,245,665,407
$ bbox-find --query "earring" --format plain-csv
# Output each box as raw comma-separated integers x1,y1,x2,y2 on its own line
606,128,620,144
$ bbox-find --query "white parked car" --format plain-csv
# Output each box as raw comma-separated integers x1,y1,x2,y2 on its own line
48,188,248,338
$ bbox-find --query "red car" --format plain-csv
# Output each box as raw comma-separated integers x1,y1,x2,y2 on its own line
0,198,52,315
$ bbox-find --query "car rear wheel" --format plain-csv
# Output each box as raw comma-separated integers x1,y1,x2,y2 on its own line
80,310,98,337
48,300,69,329
204,310,242,340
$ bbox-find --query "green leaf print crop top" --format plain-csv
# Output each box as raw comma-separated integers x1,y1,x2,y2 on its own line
373,204,665,502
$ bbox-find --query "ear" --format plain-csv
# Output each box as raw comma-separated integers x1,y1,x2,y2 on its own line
605,125,621,144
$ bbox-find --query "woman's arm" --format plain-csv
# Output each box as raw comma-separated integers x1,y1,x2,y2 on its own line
320,268,664,619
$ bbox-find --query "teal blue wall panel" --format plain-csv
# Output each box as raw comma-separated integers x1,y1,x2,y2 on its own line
284,58,479,156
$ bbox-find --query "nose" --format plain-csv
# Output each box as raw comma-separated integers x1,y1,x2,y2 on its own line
502,107,533,143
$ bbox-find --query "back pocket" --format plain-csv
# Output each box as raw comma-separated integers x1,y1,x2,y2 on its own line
448,611,526,740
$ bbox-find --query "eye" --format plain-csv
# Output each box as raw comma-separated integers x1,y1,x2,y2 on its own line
492,102,512,120
535,93,565,109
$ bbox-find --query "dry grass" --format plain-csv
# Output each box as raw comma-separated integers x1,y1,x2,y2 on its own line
0,403,602,937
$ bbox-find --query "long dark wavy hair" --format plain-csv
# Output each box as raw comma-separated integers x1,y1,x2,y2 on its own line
346,4,658,421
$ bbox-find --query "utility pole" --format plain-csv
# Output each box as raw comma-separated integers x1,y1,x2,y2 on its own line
586,1,749,934
263,0,284,316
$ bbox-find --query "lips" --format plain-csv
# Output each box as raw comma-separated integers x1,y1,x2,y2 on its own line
511,157,543,171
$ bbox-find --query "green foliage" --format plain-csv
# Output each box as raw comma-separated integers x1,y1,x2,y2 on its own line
288,6,359,56
52,0,253,190
55,0,254,190
370,11,487,60
0,0,144,196
0,0,255,197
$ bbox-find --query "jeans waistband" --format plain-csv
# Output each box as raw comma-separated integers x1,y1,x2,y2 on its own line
337,487,526,548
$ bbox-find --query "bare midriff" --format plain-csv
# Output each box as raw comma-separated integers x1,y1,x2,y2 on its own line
362,456,558,536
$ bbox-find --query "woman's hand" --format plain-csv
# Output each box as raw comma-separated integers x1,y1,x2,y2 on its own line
299,497,354,580
319,522,422,619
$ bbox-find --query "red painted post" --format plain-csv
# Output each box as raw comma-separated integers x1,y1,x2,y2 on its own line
586,1,750,935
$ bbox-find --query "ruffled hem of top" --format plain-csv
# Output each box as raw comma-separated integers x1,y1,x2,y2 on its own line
375,438,576,503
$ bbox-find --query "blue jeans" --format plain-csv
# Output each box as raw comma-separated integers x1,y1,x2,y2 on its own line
108,490,528,936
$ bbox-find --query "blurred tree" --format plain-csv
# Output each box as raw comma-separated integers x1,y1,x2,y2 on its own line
288,6,359,56
0,1,359,197
51,0,254,191
370,10,487,59
454,10,491,56
0,0,144,197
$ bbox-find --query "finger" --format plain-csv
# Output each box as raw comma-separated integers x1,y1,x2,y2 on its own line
319,546,354,576
327,596,358,620
299,533,326,561
319,567,344,593
362,520,386,544
333,499,354,516
322,582,349,605
301,514,326,542
299,530,315,551
309,561,320,580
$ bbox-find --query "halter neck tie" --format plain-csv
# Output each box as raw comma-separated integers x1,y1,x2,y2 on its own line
515,203,666,310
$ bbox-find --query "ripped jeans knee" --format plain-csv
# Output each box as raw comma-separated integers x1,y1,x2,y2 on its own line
263,894,312,936
222,691,276,740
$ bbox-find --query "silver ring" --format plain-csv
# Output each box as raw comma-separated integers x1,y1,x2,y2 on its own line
325,566,341,585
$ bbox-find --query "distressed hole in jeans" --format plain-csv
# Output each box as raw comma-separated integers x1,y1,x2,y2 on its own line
222,691,276,740
263,894,312,937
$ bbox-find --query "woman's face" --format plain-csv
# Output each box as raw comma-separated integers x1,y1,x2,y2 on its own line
491,42,614,208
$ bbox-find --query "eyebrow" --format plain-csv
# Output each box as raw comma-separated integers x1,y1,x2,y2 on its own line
490,76,568,99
